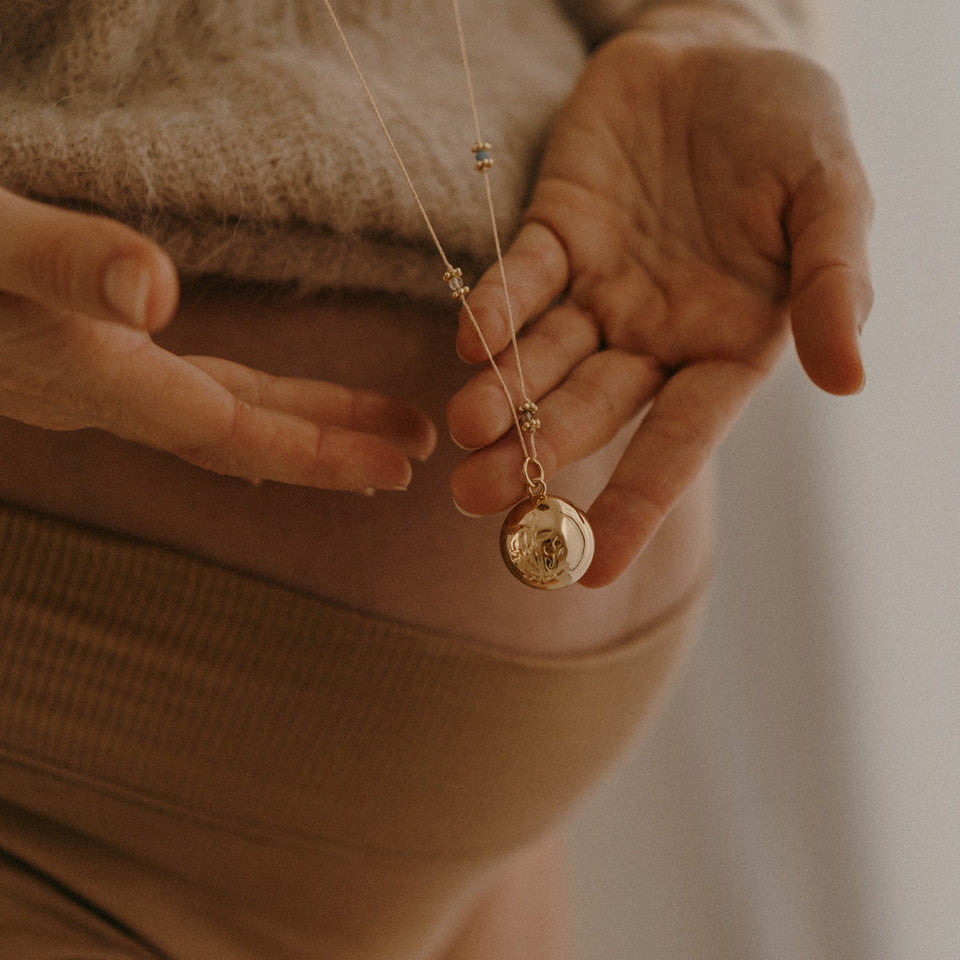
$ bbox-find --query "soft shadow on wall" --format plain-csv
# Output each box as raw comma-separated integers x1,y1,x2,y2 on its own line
568,2,960,958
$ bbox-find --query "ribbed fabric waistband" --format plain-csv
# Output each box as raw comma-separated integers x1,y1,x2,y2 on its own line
0,502,705,859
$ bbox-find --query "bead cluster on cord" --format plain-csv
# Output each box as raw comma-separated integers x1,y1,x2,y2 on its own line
473,141,493,171
444,266,470,301
444,139,541,475
442,142,494,301
518,400,540,433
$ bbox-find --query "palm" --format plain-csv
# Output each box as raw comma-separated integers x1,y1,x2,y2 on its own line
533,40,843,367
448,35,872,586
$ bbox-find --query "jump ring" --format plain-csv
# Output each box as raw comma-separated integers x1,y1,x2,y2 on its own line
522,457,547,499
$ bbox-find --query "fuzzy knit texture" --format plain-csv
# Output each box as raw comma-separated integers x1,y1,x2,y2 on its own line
0,0,815,304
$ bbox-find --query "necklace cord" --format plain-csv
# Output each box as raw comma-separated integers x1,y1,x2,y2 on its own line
450,0,532,407
322,0,541,477
320,0,452,269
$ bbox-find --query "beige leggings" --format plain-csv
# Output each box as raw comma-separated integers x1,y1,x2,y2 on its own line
0,501,706,959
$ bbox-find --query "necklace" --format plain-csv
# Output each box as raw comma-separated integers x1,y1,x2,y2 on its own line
321,0,594,590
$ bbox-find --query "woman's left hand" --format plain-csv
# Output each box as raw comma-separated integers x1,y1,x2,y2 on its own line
447,17,873,587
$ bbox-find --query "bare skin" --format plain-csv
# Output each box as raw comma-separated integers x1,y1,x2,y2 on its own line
0,6,871,957
0,280,714,653
449,8,872,588
0,13,869,608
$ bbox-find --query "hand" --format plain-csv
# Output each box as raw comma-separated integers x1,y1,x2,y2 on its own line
0,188,435,490
447,26,872,587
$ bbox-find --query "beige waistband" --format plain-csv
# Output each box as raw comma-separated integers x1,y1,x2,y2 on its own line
0,501,706,859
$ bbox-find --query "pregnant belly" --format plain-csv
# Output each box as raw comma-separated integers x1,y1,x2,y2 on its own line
0,282,714,654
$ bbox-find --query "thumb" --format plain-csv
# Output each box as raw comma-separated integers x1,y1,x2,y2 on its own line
0,186,179,330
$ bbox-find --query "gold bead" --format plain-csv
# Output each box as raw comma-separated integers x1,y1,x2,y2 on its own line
518,400,540,432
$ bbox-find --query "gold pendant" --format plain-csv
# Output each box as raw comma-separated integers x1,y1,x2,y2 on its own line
499,495,595,590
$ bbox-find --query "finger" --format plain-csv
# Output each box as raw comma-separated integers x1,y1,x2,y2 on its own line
456,220,569,363
0,186,179,332
451,349,664,516
65,325,417,490
787,158,873,396
579,359,763,588
447,301,600,450
183,355,437,462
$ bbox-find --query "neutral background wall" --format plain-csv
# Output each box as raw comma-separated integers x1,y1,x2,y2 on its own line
569,2,960,958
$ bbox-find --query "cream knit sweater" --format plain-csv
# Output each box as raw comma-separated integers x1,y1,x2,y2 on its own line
0,0,816,303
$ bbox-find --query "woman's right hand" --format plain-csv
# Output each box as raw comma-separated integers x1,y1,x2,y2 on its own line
0,188,436,491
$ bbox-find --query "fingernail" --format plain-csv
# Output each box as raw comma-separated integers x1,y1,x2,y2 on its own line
450,433,479,452
356,487,377,497
453,498,484,518
455,330,479,364
414,424,439,461
103,258,150,327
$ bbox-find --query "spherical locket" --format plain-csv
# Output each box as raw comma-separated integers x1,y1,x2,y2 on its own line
499,495,595,590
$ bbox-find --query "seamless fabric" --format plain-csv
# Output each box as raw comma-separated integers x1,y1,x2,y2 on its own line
0,501,706,958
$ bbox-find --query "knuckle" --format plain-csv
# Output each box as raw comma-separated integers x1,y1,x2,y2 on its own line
26,226,82,307
171,398,250,477
568,363,619,425
346,386,370,429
